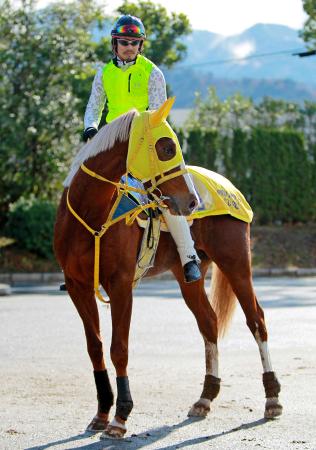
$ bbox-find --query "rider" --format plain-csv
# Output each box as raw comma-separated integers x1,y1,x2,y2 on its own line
83,14,201,283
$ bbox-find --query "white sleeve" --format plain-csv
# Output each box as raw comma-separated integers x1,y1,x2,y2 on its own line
148,66,167,110
84,67,106,130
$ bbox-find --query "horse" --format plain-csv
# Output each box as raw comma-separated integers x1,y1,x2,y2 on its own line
54,98,282,439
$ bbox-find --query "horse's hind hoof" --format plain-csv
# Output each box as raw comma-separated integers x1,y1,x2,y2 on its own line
188,399,211,417
264,398,283,419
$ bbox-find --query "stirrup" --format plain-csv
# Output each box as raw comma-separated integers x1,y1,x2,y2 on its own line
183,260,201,283
59,282,67,291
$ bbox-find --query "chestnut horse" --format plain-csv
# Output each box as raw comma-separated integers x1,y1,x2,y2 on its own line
54,101,282,439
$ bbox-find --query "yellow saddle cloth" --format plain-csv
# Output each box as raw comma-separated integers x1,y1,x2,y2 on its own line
136,165,253,231
187,165,253,223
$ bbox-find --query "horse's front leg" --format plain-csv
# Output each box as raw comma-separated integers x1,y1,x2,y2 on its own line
188,337,221,417
66,277,114,432
101,277,134,439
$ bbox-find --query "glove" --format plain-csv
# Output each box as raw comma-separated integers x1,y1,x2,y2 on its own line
83,127,98,142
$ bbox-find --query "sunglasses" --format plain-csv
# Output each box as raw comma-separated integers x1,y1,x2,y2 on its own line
117,39,140,47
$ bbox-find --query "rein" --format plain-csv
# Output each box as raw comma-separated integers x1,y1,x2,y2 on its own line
67,162,187,304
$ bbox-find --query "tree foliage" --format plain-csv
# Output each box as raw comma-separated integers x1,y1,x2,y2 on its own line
0,0,110,220
5,196,57,258
301,0,316,46
115,0,192,67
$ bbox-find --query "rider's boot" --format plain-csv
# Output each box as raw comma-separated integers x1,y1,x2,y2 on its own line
162,209,201,283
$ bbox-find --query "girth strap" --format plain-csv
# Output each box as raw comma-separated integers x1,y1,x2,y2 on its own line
66,181,162,304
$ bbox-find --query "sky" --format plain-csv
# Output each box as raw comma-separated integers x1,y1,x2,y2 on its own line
106,0,307,36
34,0,308,36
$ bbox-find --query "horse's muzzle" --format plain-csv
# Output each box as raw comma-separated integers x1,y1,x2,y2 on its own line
167,193,199,216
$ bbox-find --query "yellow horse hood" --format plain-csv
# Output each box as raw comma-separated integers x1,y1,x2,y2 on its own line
127,98,184,182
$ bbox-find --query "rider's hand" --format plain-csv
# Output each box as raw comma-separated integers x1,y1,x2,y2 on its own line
83,127,98,142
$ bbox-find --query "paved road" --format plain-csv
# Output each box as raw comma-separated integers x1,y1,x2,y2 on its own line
1,278,316,450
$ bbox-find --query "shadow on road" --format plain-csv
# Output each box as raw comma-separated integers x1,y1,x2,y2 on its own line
25,417,268,450
24,431,91,450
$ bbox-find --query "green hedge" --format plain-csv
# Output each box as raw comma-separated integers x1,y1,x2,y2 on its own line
185,128,219,169
185,127,315,224
5,197,57,259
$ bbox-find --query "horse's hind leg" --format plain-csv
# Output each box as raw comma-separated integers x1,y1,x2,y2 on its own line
214,231,283,419
232,279,282,418
66,278,114,432
172,265,221,418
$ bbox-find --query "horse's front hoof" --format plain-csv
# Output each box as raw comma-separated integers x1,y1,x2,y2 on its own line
86,415,109,432
264,397,283,419
100,418,127,439
188,398,211,417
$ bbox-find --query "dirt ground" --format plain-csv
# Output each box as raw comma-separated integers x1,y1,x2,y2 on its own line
250,224,316,268
0,278,316,450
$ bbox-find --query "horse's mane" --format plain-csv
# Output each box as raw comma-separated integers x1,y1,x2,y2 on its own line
63,110,138,187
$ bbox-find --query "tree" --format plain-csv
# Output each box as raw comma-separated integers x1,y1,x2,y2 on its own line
302,101,316,146
115,0,191,67
256,97,303,130
0,0,110,220
188,88,230,132
301,0,316,46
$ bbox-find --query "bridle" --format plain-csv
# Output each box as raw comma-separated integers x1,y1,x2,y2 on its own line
66,116,188,304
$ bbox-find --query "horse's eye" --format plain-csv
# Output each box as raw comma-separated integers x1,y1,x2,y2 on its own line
165,147,174,155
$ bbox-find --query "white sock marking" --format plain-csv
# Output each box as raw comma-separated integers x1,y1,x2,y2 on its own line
255,330,273,372
204,339,219,378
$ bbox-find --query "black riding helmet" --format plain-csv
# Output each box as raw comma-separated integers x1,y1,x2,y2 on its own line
111,14,146,39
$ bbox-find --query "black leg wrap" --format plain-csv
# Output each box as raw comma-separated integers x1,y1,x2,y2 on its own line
93,370,114,413
263,371,281,398
201,375,221,401
115,376,133,421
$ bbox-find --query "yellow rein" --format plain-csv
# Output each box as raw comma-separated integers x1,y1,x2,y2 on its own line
67,163,188,304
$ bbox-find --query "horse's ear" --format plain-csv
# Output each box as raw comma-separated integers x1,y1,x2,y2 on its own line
149,97,175,128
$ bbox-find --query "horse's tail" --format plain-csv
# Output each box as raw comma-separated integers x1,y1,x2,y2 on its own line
209,263,237,338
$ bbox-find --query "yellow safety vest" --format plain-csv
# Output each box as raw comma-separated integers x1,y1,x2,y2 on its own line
102,55,155,123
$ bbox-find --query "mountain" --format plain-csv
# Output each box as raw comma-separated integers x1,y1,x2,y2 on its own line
177,24,314,83
165,68,316,107
164,24,316,106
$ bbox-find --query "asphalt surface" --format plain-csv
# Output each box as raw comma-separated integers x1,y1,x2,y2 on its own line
1,277,316,450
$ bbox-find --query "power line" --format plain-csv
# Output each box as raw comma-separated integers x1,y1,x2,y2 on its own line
174,48,309,69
